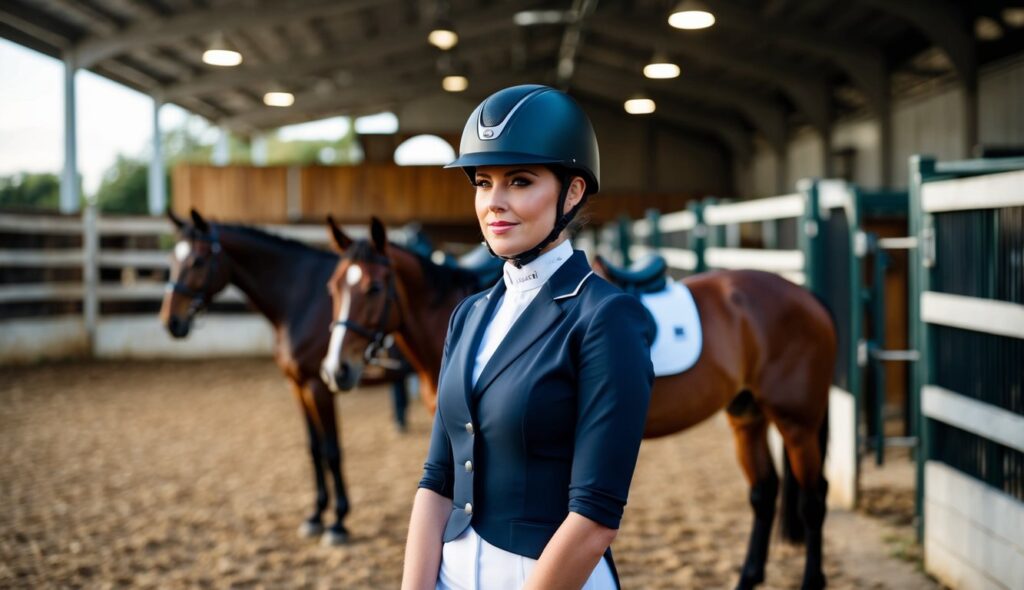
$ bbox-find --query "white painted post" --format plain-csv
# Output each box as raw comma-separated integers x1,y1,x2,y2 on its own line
212,128,230,165
82,203,99,354
251,133,268,166
148,97,166,215
60,51,80,214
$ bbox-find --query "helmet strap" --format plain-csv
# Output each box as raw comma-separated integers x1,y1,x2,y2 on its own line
484,170,587,268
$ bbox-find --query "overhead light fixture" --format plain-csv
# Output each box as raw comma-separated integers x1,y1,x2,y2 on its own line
624,95,656,115
513,9,574,26
668,0,716,30
442,75,468,92
428,18,459,50
1004,8,1024,28
263,92,295,107
644,53,680,79
202,32,243,66
975,16,1003,41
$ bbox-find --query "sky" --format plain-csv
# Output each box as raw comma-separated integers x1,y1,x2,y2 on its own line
0,38,438,197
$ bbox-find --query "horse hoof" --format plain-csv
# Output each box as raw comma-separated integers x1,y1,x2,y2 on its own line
734,573,764,590
298,520,324,538
321,528,349,546
800,574,826,590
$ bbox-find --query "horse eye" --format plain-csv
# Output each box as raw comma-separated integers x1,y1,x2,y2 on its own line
367,283,382,295
193,256,207,266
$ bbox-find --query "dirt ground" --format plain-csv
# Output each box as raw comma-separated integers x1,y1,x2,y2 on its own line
0,359,937,589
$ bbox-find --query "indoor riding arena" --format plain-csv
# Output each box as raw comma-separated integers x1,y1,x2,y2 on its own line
2,1,1022,589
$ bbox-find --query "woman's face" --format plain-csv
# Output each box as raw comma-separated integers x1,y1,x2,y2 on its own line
474,165,585,258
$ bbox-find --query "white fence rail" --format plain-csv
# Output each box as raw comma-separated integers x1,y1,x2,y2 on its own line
0,209,386,363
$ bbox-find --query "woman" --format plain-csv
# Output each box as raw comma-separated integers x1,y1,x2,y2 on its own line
401,85,654,590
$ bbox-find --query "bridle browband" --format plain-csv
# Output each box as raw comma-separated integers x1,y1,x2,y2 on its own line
329,251,404,368
166,226,222,321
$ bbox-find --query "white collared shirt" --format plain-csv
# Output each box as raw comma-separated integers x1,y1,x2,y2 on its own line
471,239,573,387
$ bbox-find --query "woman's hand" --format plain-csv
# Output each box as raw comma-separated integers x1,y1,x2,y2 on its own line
523,512,617,590
401,488,452,590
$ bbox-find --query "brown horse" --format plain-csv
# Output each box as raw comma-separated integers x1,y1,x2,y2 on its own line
159,209,408,546
324,217,834,590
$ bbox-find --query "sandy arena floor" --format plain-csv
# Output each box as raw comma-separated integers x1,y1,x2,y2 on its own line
0,359,937,589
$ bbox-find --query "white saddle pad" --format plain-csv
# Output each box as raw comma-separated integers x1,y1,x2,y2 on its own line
639,280,703,377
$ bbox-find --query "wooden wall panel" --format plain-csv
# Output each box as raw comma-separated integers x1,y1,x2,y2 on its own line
173,164,696,226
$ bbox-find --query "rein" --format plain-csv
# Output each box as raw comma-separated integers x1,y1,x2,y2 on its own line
330,252,404,369
166,226,222,321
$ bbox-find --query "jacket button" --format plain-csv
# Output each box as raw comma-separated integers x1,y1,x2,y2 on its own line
465,422,474,435
464,502,473,515
464,460,473,472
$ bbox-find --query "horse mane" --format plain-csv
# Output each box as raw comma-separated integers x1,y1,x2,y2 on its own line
217,223,337,261
345,239,480,307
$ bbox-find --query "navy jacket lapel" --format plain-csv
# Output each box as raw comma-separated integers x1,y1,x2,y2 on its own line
451,280,504,410
473,251,593,397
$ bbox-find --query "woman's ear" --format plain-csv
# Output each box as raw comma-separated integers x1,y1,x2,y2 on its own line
564,176,587,213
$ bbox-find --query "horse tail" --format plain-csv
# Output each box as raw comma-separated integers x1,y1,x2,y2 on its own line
778,405,830,544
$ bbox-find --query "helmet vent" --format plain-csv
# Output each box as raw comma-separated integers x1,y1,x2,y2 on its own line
480,84,545,127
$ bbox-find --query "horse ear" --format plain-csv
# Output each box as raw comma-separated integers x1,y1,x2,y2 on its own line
190,208,209,232
167,208,185,230
326,215,352,251
370,217,387,255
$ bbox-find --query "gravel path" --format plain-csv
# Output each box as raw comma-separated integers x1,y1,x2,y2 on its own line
0,359,937,589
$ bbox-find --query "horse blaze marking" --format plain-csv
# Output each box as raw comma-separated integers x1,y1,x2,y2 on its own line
325,291,352,375
346,265,363,286
174,241,191,261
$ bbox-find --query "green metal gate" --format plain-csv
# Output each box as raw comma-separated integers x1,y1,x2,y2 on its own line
909,155,1024,589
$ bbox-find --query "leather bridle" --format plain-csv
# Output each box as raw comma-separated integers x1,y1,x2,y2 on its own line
166,226,223,322
330,253,403,368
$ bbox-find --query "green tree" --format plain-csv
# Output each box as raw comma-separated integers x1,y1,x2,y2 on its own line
94,155,155,214
0,172,62,210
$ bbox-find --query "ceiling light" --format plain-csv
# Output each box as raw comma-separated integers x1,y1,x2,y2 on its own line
669,0,716,30
428,19,459,50
514,10,574,26
1004,8,1024,28
624,95,656,115
202,33,242,66
263,92,294,107
644,53,680,79
975,17,1003,41
442,75,468,92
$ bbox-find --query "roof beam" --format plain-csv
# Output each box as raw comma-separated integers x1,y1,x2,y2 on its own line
156,0,537,101
577,47,788,150
573,74,751,161
588,14,832,133
704,0,887,111
75,0,395,68
0,2,79,53
222,69,547,132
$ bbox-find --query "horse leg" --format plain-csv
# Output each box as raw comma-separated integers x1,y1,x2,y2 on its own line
778,422,828,590
391,373,409,433
291,381,328,538
308,379,351,545
726,392,778,590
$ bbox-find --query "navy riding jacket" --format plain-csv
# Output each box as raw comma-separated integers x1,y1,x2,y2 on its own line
418,249,654,563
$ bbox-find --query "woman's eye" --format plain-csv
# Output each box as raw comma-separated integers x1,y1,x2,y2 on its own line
511,177,531,187
474,179,491,188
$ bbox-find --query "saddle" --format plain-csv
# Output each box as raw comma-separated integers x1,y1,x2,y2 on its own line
456,243,505,289
596,253,668,295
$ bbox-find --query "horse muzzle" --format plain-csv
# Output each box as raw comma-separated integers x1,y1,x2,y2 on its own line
166,315,191,338
321,360,362,393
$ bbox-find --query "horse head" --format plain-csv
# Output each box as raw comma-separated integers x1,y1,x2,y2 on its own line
160,208,232,338
320,216,403,393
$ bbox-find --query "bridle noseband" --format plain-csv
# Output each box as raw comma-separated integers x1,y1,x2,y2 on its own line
330,253,403,369
166,226,222,321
